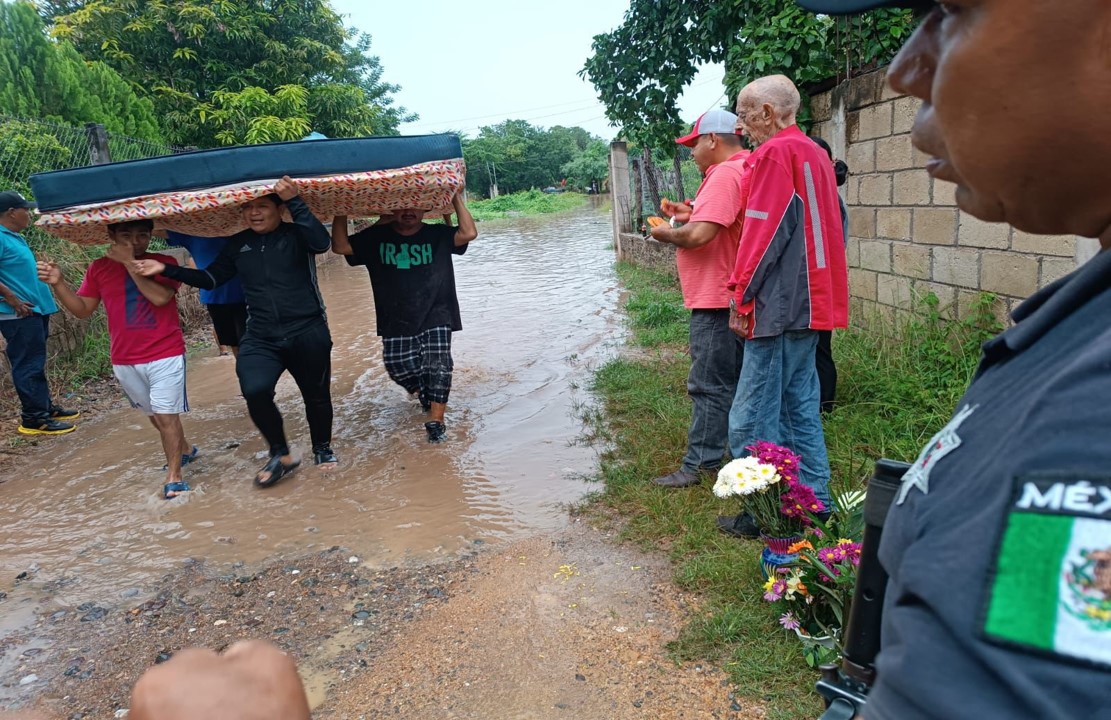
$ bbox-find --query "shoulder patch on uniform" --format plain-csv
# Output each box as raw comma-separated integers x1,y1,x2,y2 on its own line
982,473,1111,670
896,404,977,505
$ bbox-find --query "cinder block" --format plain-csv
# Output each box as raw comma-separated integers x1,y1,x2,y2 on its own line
877,273,913,308
981,251,1039,298
859,174,893,206
892,96,921,134
859,240,893,273
892,243,931,280
1041,257,1077,287
876,134,915,172
959,214,1011,249
851,103,894,142
849,268,878,301
1012,232,1076,258
846,141,876,175
913,208,958,245
849,206,876,238
893,169,932,206
877,209,911,241
932,246,981,288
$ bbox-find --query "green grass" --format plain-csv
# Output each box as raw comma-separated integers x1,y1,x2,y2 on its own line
582,261,999,719
467,189,589,221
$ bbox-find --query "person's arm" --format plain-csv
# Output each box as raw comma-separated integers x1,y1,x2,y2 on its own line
451,192,478,247
37,261,99,319
105,243,176,307
272,176,329,254
650,221,722,249
134,240,239,290
0,279,33,317
330,215,353,256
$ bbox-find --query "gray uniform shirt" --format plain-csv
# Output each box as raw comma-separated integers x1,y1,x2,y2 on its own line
867,247,1111,719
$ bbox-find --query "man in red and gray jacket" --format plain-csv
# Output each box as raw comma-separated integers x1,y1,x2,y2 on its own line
719,74,849,538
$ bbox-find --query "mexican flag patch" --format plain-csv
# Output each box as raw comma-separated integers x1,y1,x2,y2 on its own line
984,475,1111,669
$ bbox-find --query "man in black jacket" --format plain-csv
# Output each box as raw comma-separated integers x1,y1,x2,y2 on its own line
134,176,336,487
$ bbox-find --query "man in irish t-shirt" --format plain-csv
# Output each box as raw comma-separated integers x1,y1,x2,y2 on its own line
39,219,195,498
331,192,477,443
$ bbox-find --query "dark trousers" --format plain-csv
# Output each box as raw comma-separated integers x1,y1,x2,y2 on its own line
816,329,837,414
1,314,55,424
236,322,333,457
683,309,745,473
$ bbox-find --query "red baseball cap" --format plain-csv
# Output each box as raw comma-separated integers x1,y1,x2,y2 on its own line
675,110,741,148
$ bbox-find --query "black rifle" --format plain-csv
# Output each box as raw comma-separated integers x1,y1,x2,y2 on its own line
816,459,910,719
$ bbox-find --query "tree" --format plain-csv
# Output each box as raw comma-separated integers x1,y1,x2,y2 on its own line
47,0,415,147
461,121,606,198
581,0,915,152
0,0,162,139
560,139,610,192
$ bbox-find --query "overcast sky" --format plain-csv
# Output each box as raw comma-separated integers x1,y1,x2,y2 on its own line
329,0,728,141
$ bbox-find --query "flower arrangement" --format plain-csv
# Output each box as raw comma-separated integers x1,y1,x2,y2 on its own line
713,442,825,538
763,525,864,666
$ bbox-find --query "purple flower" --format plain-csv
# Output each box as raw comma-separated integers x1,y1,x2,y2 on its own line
779,612,801,631
817,547,838,566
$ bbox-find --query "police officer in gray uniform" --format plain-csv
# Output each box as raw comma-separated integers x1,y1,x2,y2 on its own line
797,0,1111,718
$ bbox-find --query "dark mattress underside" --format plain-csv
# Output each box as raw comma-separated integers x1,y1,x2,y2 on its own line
30,134,463,211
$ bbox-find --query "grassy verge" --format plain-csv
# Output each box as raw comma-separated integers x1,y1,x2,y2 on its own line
582,262,999,719
467,189,589,221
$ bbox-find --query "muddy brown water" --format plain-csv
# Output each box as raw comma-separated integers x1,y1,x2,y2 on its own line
0,203,622,638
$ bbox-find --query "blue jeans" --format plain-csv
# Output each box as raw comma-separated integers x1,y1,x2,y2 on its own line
0,314,54,424
727,330,832,506
682,309,744,473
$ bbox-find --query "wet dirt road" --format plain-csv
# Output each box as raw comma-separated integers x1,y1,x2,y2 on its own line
0,203,621,636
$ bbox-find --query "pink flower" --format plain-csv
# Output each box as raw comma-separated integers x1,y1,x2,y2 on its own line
779,612,801,631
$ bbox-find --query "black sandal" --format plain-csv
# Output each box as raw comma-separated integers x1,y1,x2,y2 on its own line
254,456,301,488
312,444,338,467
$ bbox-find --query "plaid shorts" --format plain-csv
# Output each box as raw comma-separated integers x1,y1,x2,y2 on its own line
381,326,454,405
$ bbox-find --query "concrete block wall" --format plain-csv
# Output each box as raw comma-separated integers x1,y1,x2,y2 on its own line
810,68,1094,324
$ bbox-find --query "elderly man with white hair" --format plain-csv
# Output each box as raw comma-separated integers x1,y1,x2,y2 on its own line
717,74,849,538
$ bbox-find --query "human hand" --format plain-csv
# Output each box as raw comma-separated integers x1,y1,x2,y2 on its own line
661,198,692,224
106,242,135,265
728,306,751,337
650,224,672,243
132,259,166,277
274,176,299,201
36,261,61,287
129,640,311,720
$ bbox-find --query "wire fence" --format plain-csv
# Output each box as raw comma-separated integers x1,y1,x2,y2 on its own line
0,115,179,257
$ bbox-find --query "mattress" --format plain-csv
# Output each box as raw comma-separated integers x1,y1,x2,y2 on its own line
30,135,466,245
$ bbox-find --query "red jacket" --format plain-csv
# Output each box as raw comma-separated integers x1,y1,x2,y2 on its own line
728,126,849,338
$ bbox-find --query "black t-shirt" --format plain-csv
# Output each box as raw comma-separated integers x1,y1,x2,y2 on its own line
346,222,467,337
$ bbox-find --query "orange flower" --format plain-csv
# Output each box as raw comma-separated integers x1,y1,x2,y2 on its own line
788,540,814,553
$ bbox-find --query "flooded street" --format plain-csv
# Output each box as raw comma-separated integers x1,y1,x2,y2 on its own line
0,203,621,624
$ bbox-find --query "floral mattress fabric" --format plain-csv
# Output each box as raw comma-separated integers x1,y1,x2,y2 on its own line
35,159,466,245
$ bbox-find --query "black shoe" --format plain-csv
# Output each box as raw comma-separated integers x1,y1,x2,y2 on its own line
717,512,761,539
18,418,76,436
50,406,80,421
410,390,432,413
653,468,704,488
424,421,446,444
312,443,338,466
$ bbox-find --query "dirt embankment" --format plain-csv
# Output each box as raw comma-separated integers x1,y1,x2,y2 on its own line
4,520,762,720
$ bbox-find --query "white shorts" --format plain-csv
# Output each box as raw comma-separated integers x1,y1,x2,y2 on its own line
113,355,189,416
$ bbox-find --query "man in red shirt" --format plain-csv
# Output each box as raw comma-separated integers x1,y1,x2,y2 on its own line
719,75,849,536
39,220,196,499
649,110,749,487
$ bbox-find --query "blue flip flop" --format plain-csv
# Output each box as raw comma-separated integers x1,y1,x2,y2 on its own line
162,445,200,471
163,481,191,499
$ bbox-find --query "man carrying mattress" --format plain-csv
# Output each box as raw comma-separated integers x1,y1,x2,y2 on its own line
134,176,337,487
331,191,477,444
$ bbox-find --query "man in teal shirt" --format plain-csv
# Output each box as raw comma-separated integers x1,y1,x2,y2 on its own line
0,191,78,435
